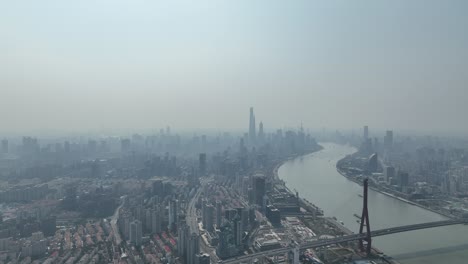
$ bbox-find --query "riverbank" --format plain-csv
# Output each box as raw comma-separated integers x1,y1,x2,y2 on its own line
336,164,454,220
276,143,468,264
272,145,325,215
272,145,324,181
276,144,401,264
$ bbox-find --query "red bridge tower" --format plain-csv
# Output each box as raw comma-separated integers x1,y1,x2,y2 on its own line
359,178,372,255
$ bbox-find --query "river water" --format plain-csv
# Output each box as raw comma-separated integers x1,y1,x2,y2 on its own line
278,142,468,264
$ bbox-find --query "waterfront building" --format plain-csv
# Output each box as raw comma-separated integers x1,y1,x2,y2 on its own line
266,205,281,226
368,153,378,173
253,174,266,206
397,171,410,189
384,166,396,184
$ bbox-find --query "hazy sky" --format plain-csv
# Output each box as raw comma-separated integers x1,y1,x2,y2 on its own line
1,1,467,135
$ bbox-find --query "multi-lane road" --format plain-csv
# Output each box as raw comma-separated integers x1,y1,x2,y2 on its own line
221,219,468,264
110,196,124,245
187,189,201,235
187,179,221,263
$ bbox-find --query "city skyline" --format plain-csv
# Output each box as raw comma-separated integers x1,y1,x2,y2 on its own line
0,110,465,139
2,1,468,263
2,1,468,134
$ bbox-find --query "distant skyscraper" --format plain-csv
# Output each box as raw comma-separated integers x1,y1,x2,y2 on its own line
384,166,395,184
384,130,394,150
239,138,245,154
168,199,178,231
1,139,8,153
368,153,378,173
258,122,265,144
205,204,214,232
199,153,207,176
253,174,266,206
249,107,256,144
145,209,152,232
201,134,207,150
63,141,70,153
235,220,242,246
22,137,39,153
363,126,369,140
121,138,131,152
397,171,409,188
129,220,142,246
240,207,249,231
151,206,163,233
152,180,163,196
216,200,222,228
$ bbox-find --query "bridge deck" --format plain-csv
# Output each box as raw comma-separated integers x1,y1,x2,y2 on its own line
222,219,467,264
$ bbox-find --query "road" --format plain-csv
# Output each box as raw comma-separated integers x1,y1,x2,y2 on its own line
188,178,221,263
201,233,220,263
222,219,468,264
187,188,201,235
110,196,125,245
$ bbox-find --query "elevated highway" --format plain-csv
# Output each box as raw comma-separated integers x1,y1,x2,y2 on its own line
222,219,468,264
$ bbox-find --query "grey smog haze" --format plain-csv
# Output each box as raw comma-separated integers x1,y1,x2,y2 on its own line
1,0,468,134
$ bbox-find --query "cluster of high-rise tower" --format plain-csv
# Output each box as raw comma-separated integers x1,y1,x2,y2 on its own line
248,107,265,146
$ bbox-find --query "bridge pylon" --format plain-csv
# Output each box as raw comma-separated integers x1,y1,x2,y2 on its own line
359,178,372,255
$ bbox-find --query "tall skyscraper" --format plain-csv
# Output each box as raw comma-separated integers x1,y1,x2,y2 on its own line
216,200,222,228
199,153,207,176
368,153,378,173
168,199,178,231
258,122,265,144
152,179,163,196
234,220,242,246
195,253,211,264
205,204,214,232
239,138,245,154
384,130,394,150
151,206,163,233
397,171,409,188
202,200,208,228
187,233,200,264
1,139,8,153
249,107,256,144
129,220,142,246
363,126,369,140
145,209,152,232
384,166,395,184
121,138,131,152
253,174,266,206
178,223,189,262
